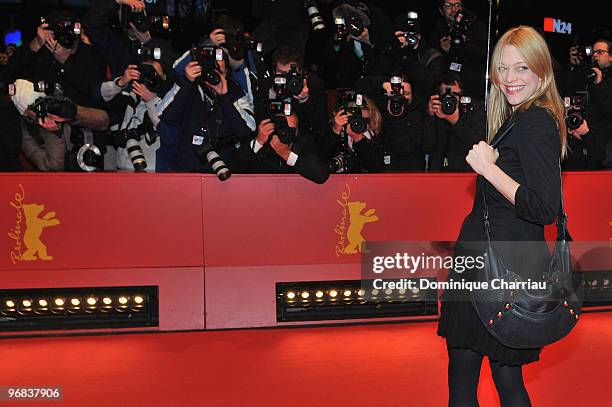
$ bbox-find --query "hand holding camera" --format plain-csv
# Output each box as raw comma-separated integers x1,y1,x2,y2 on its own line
428,93,459,124
256,119,275,145
209,28,226,47
270,135,291,161
569,120,589,140
31,23,52,52
118,64,141,87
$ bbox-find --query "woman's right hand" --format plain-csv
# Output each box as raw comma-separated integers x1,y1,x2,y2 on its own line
185,61,202,82
427,94,441,116
333,108,348,134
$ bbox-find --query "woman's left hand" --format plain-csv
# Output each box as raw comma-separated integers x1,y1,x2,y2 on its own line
466,141,499,176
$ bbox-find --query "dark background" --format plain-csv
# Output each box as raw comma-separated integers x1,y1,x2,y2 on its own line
0,0,610,62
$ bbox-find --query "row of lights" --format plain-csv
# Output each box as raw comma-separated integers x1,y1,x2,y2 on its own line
1,295,146,316
284,287,423,305
586,279,610,290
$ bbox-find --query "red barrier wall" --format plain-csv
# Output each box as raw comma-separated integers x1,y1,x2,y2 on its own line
1,172,610,333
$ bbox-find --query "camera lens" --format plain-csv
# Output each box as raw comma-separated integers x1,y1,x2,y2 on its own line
125,138,147,171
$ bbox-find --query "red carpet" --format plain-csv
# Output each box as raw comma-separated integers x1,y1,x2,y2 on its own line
1,312,610,406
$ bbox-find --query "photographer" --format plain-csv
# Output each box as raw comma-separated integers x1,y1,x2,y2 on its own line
82,0,176,79
429,0,487,99
160,45,255,173
373,12,446,97
265,46,328,136
358,75,426,171
234,110,329,184
565,39,612,170
205,15,268,111
100,60,170,171
321,3,382,88
323,92,384,173
424,73,485,171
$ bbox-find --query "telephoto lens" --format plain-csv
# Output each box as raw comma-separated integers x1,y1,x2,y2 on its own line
440,87,457,115
347,108,367,134
125,138,147,171
305,1,325,31
192,131,231,181
388,76,405,116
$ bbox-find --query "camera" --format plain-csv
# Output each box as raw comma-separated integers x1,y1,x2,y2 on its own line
458,96,473,114
32,80,63,96
564,92,589,130
337,88,367,134
333,17,348,43
347,14,365,38
448,9,476,47
267,101,297,145
192,128,231,181
111,127,147,171
245,38,263,53
578,45,593,61
329,151,348,173
190,46,224,86
137,63,163,93
273,64,304,99
66,128,103,172
129,41,162,63
28,96,77,121
120,5,171,33
387,76,405,116
0,82,16,97
305,0,325,32
400,11,420,47
439,86,457,115
41,16,81,49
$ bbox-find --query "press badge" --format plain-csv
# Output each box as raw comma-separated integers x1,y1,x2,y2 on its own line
384,155,391,165
192,135,204,146
450,62,462,72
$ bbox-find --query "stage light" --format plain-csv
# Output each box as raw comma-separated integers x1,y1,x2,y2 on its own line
0,287,159,332
276,279,438,322
286,292,296,300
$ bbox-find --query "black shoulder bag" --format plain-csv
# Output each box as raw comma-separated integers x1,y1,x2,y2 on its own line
470,119,585,349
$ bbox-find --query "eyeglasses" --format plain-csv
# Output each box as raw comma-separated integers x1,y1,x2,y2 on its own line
443,2,463,10
592,49,610,55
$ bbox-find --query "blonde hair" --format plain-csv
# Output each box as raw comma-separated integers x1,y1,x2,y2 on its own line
487,26,567,158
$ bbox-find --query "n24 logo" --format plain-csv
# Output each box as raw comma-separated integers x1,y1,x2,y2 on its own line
544,18,572,35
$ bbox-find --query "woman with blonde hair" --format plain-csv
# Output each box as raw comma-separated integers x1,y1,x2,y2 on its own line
327,94,384,173
437,26,567,406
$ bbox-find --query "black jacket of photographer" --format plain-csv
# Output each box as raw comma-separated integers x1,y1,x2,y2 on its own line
424,98,486,171
159,75,254,172
233,127,330,184
429,14,488,99
6,41,106,108
564,65,612,169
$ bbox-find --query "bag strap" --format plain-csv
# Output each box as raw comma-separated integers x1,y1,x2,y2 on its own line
481,120,569,242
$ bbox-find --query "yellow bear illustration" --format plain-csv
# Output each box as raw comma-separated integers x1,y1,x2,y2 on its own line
344,201,379,254
22,204,60,261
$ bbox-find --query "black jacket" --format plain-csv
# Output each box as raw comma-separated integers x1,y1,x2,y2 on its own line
6,42,106,107
424,98,486,171
233,129,329,184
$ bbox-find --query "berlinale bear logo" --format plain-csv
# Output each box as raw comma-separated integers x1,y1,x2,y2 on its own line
8,184,60,264
335,184,379,256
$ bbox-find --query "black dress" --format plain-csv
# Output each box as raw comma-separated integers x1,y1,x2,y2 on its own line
437,105,562,366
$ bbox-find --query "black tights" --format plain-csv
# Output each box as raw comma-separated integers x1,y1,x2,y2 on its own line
447,346,532,407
